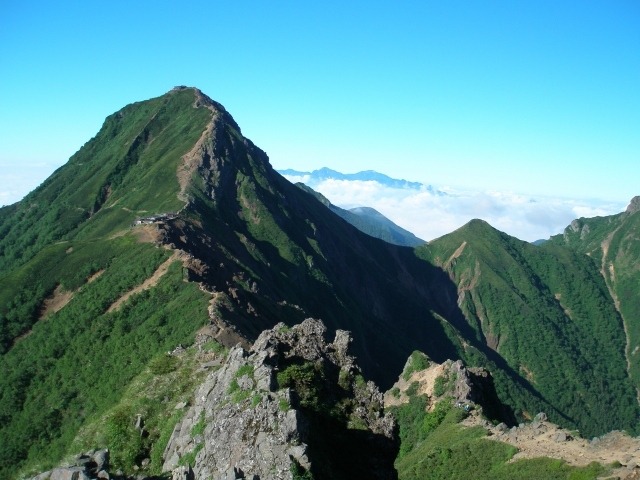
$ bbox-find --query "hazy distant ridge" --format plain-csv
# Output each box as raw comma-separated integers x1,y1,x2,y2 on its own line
278,167,447,195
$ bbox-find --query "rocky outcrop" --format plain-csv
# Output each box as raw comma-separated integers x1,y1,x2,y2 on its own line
29,450,110,480
627,196,640,214
162,319,398,480
384,354,514,424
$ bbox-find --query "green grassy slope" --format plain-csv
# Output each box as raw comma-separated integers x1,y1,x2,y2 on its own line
417,220,639,436
548,206,640,396
0,235,210,479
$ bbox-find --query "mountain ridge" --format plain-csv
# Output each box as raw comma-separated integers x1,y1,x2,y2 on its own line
293,183,424,247
1,87,638,478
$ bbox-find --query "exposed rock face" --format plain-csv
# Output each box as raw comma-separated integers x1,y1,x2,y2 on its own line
162,319,398,480
627,196,640,214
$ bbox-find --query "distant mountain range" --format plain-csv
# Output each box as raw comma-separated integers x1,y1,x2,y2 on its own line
278,167,448,196
294,183,425,247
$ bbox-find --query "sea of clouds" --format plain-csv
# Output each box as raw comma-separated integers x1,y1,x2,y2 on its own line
1,166,626,243
282,174,626,242
0,163,62,208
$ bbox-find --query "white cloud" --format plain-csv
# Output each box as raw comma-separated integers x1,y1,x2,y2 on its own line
283,176,626,242
0,163,60,207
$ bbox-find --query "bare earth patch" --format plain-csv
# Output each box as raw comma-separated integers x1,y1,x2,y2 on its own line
133,224,163,243
383,362,446,408
111,224,163,243
445,241,467,270
39,285,74,320
459,411,640,477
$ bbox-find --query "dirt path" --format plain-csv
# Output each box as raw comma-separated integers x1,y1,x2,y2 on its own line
87,269,104,283
177,92,216,203
13,284,76,347
107,250,186,313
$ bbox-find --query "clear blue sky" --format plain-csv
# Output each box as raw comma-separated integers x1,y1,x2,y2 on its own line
1,0,639,205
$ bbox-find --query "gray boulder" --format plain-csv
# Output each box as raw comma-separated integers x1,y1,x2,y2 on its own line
534,412,547,422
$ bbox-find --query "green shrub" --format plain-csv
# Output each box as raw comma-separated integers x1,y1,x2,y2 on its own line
391,387,401,398
406,381,420,397
433,376,447,397
227,364,255,402
202,339,227,356
402,351,430,381
290,459,314,480
279,398,290,411
277,362,322,409
190,412,205,436
149,355,178,375
178,443,203,467
106,408,144,470
338,369,352,390
354,374,366,388
150,410,184,474
231,390,252,403
235,365,254,378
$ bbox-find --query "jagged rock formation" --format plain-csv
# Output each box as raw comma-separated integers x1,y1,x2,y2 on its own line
162,319,398,480
384,353,514,424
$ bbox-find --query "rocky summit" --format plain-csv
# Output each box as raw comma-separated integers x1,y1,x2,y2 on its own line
162,319,397,480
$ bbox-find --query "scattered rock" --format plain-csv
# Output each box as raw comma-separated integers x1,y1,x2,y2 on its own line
534,412,547,422
174,402,187,410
